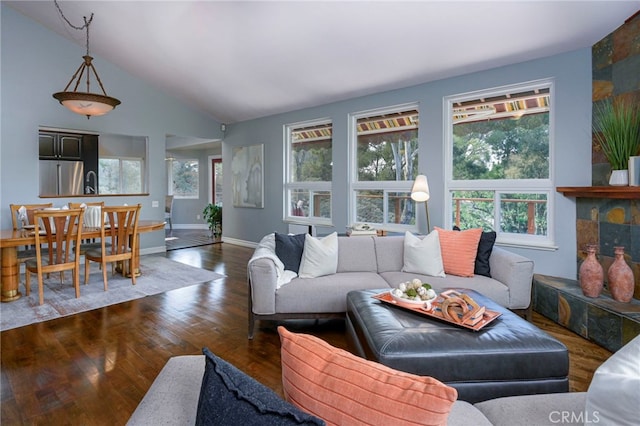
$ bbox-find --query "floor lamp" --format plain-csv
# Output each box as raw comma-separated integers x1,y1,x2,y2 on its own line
410,174,431,233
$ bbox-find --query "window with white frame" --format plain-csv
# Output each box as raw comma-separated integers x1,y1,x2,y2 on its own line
98,157,144,194
444,79,554,247
284,119,332,224
349,104,419,230
169,158,199,199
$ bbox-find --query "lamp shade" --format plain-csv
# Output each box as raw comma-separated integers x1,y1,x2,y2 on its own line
410,175,430,202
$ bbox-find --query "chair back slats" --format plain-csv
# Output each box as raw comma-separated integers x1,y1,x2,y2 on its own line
103,205,141,257
33,209,84,267
27,208,84,305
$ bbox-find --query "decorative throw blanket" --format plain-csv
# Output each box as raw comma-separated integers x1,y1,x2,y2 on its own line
249,233,297,288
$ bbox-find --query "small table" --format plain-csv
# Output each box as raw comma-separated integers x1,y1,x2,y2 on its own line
346,289,569,403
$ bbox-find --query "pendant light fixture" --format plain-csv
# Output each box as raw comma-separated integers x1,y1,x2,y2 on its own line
52,0,121,119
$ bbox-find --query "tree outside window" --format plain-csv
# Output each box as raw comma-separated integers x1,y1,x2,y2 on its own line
171,159,199,198
99,157,143,194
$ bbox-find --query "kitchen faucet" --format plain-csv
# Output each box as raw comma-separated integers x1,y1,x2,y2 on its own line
86,170,97,194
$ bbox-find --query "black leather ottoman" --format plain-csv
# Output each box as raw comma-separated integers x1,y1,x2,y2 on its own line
346,289,569,403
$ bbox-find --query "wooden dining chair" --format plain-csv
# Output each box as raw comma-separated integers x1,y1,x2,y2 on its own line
24,208,85,305
9,203,54,286
84,204,142,290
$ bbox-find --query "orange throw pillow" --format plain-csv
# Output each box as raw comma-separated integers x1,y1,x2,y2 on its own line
434,226,483,277
278,326,458,426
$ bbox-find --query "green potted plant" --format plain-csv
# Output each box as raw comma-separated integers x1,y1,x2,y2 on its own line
203,203,222,239
593,98,640,186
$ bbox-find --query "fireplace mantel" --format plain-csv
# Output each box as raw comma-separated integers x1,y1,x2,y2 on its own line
556,186,640,199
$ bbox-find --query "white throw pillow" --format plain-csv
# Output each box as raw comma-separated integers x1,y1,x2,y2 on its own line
402,231,445,277
298,232,339,278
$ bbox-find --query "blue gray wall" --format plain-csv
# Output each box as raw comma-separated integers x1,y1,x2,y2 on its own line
1,4,222,252
2,3,594,279
223,49,593,279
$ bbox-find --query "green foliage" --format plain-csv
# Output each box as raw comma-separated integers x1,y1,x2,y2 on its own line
172,160,199,196
453,114,549,180
203,203,222,232
593,99,640,170
357,131,418,181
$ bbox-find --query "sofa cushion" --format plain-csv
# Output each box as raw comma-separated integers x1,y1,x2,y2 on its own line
435,226,482,277
275,233,306,273
454,226,496,277
277,272,388,313
336,236,378,273
299,233,338,278
278,326,458,426
474,231,496,277
585,334,640,426
474,392,587,426
196,348,324,426
401,231,445,277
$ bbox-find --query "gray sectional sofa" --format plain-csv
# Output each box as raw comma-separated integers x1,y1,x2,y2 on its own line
248,233,534,338
128,334,640,426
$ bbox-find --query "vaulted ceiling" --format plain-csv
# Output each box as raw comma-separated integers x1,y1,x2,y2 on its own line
6,1,640,124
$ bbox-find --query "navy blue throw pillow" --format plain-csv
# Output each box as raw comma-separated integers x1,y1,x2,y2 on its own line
275,233,306,273
196,348,325,426
453,226,496,277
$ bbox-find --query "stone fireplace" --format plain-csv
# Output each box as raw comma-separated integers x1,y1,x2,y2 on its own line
533,12,640,352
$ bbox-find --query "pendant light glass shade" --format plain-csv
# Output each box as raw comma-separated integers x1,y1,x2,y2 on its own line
53,55,120,118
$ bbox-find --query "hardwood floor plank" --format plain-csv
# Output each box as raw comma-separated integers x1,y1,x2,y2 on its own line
1,243,611,425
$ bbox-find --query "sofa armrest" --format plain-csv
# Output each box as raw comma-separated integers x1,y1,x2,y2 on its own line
248,258,279,315
489,247,534,310
127,355,205,426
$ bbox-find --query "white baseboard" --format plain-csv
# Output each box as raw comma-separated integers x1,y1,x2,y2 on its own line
168,224,209,230
221,237,258,249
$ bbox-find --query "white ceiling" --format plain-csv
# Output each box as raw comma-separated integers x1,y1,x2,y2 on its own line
6,1,640,124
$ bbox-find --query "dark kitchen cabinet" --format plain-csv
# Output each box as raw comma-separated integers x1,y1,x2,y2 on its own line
39,131,82,160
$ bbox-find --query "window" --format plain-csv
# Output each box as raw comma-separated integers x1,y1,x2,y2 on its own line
98,157,143,194
349,104,419,230
284,119,332,224
169,159,199,199
445,79,554,247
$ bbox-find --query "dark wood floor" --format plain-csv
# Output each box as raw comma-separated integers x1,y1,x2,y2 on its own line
1,243,612,425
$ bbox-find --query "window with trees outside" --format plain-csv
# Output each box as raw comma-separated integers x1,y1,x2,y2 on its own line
284,119,332,225
169,159,199,199
445,79,554,248
350,104,419,230
98,157,143,194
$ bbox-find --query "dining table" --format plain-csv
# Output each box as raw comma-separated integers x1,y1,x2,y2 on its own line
0,220,166,302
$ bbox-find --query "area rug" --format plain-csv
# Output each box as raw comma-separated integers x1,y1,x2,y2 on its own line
0,255,224,331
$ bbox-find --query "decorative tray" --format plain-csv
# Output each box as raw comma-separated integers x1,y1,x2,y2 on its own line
372,289,501,331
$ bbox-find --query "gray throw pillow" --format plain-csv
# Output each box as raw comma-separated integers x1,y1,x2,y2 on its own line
196,347,324,426
275,233,306,273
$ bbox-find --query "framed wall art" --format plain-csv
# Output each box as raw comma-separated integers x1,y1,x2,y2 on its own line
232,143,264,208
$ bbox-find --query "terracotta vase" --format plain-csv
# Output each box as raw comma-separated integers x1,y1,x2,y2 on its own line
579,245,603,298
607,246,634,302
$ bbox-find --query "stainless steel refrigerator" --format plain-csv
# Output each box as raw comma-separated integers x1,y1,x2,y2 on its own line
39,160,84,196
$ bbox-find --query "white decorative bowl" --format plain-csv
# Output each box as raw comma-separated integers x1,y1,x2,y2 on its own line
389,291,436,309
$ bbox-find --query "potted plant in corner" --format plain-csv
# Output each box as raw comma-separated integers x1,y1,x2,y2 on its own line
203,203,222,240
593,98,640,186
